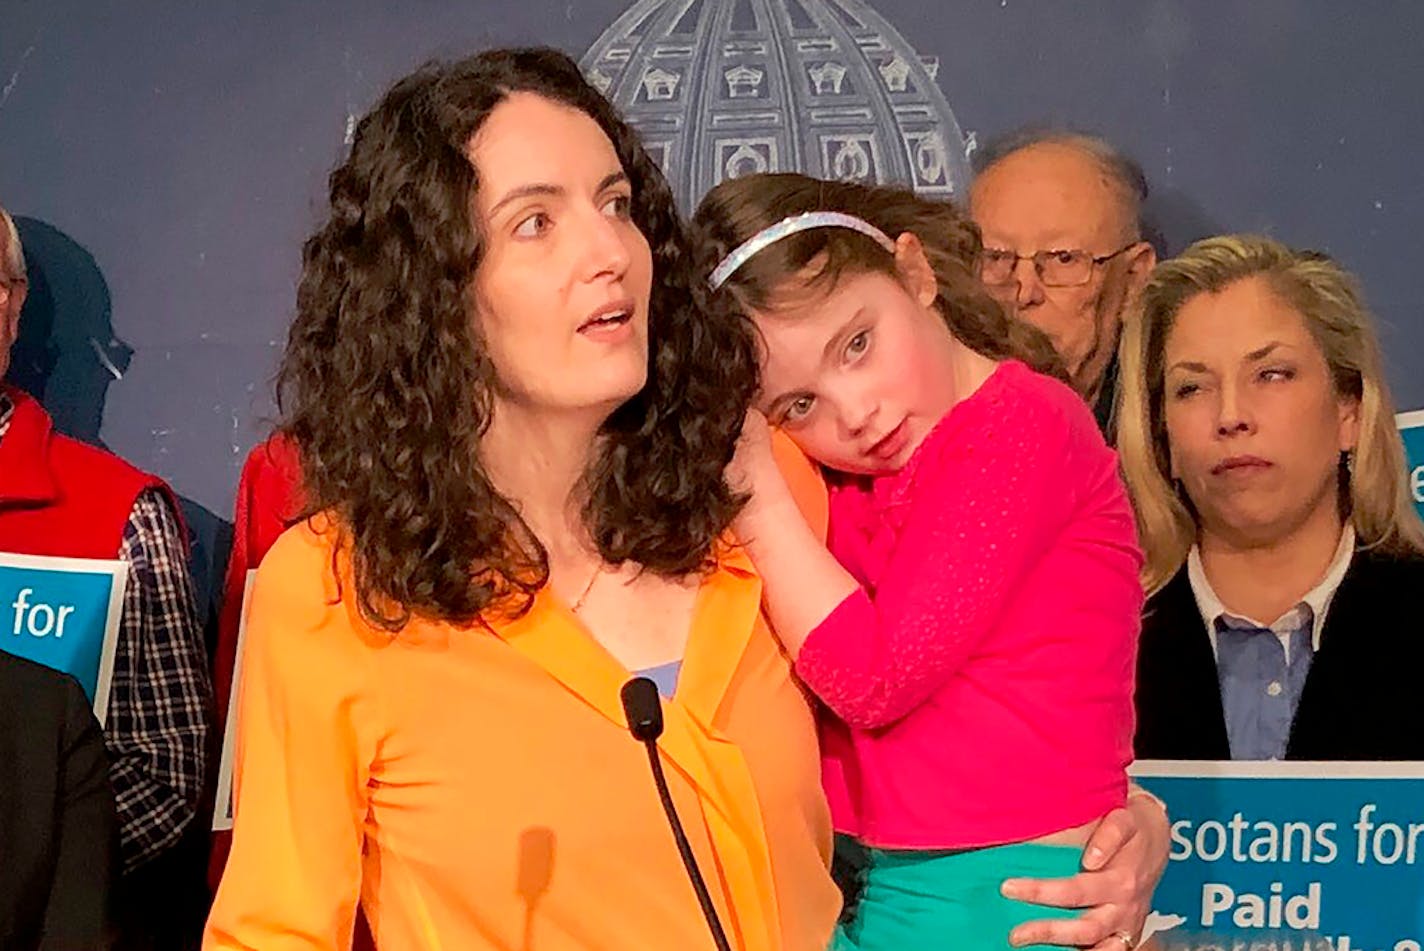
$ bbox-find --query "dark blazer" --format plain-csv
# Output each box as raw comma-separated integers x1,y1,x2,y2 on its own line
1135,548,1424,761
0,651,116,950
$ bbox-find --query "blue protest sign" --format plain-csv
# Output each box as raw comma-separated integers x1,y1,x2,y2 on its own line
0,551,127,723
1132,760,1424,950
1398,410,1424,521
213,569,256,832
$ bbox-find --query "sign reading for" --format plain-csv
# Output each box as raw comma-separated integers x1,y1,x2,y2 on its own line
0,551,128,723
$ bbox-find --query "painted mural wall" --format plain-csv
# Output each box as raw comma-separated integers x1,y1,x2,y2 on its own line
3,0,1419,514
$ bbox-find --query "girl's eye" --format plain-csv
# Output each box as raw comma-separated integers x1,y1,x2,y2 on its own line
514,212,551,238
1172,382,1200,399
602,194,633,219
846,330,869,359
784,395,815,421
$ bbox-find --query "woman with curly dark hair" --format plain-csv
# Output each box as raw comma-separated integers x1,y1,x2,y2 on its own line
204,49,841,950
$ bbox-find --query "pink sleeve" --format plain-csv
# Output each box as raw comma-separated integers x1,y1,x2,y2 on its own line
794,390,1087,729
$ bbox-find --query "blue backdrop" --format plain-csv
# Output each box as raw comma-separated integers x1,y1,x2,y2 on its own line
3,0,1421,518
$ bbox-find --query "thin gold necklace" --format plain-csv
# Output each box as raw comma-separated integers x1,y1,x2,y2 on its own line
570,563,603,614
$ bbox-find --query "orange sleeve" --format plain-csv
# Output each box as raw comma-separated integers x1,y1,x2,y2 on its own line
769,429,829,543
204,526,376,950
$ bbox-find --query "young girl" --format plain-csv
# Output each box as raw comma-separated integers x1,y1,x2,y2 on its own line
695,173,1145,949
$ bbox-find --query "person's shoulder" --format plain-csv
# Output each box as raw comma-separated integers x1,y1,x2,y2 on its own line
1350,545,1424,578
995,360,1103,439
953,361,1109,478
261,514,339,569
46,427,151,482
0,650,87,716
41,430,172,539
241,432,304,499
244,515,383,671
1141,565,1196,632
242,431,301,473
252,516,356,611
912,362,1073,474
1336,546,1424,618
0,648,63,688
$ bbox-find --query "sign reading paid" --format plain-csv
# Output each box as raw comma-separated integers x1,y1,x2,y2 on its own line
0,551,128,723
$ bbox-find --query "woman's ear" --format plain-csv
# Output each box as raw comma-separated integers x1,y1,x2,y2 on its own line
1337,393,1361,454
893,231,937,308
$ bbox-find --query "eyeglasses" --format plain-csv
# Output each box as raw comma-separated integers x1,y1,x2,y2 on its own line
978,242,1138,288
0,275,25,307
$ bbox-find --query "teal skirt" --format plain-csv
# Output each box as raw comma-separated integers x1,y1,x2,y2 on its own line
831,837,1083,951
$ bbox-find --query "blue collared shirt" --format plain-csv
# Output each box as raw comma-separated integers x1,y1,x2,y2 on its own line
1186,526,1355,760
1213,606,1314,760
636,659,682,699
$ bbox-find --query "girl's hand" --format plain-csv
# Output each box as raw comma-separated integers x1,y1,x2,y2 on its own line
728,408,779,499
724,408,856,658
1000,792,1169,948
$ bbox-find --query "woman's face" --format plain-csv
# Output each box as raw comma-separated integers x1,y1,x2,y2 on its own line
1162,275,1359,547
751,245,960,476
468,92,653,418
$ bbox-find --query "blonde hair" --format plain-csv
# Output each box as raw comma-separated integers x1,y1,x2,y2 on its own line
0,204,24,281
1118,234,1424,592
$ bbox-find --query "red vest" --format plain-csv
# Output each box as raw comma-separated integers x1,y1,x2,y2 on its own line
210,432,303,726
0,385,166,559
207,433,304,881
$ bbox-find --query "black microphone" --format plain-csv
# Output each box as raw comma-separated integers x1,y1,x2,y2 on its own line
620,677,733,951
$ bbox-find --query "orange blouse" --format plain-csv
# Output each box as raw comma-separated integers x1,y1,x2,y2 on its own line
204,443,838,951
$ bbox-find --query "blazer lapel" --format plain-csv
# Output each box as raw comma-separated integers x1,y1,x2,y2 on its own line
1139,569,1230,759
1288,549,1362,759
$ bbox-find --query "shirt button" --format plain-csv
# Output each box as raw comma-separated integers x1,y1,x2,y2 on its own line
1266,681,1283,697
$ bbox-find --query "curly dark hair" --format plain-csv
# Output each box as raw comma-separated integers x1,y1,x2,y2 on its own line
691,172,1067,385
280,47,758,631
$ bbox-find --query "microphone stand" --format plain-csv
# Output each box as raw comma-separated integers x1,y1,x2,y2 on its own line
621,677,733,951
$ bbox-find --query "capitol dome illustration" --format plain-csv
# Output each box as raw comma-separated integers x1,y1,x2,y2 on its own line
581,0,973,211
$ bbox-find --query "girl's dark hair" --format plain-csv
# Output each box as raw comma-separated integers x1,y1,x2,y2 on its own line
691,172,1067,384
280,47,757,630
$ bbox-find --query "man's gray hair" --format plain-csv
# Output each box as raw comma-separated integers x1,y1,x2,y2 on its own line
0,203,25,281
972,127,1149,241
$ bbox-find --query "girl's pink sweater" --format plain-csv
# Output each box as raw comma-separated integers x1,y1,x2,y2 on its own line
796,360,1143,849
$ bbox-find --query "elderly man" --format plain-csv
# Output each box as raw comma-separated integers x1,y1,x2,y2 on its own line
0,203,212,890
969,130,1157,436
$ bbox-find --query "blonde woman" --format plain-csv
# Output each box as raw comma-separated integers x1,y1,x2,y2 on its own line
1119,234,1424,761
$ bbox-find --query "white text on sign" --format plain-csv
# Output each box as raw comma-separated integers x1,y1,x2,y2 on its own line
10,588,78,638
1200,881,1319,929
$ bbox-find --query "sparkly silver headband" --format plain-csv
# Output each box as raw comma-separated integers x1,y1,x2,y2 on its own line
707,211,897,290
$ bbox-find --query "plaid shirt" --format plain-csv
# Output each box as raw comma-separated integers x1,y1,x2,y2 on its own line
0,392,213,873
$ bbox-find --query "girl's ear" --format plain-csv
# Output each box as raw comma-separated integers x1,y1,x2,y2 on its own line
893,232,937,307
